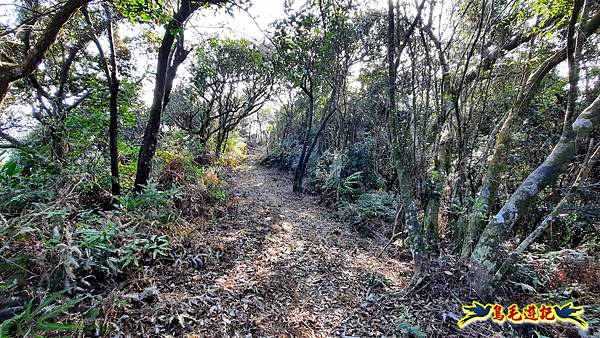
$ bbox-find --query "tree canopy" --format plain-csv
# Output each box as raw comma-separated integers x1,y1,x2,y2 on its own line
0,0,599,336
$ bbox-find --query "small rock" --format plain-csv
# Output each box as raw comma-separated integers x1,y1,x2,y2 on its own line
141,287,160,302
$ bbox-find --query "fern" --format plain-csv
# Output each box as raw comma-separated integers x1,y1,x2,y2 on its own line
0,291,81,337
356,192,397,220
0,312,24,338
340,171,362,194
395,320,426,338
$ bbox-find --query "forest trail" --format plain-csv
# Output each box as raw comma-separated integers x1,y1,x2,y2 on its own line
138,150,414,337
214,150,413,336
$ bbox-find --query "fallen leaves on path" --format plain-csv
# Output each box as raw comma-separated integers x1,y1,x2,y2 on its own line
105,153,418,337
106,153,540,338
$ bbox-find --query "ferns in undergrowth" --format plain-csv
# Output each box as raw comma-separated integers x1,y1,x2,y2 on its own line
0,290,80,337
0,141,234,336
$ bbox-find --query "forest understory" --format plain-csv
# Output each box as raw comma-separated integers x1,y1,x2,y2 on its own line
2,0,600,336
144,150,599,338
102,149,416,337
3,149,595,338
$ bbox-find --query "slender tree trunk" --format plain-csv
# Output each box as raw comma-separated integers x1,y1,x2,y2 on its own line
50,127,66,162
298,99,337,190
420,26,454,254
461,8,600,256
108,83,120,195
294,81,340,192
134,1,201,192
107,18,120,196
222,131,230,155
84,7,121,196
469,1,594,295
387,0,429,275
134,31,178,190
293,89,314,192
215,129,226,160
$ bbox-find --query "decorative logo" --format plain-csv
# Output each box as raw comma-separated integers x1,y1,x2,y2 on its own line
457,301,587,329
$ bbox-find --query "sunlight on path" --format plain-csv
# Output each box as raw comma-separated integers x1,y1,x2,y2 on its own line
194,151,412,336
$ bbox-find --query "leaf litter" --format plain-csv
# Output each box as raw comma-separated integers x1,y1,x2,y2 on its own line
103,153,593,338
103,153,418,337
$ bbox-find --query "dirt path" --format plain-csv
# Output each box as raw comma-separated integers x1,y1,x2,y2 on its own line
115,152,413,337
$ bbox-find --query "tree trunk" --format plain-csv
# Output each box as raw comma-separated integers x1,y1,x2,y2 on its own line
470,1,593,294
134,1,200,192
84,7,121,196
215,129,226,160
107,18,121,196
0,0,90,106
386,0,429,275
492,140,600,285
294,81,340,192
423,128,451,254
293,89,314,192
461,7,600,257
50,127,66,162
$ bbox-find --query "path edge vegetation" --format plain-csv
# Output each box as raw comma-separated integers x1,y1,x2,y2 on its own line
0,0,599,336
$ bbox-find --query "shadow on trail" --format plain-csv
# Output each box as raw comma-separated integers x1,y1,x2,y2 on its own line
109,151,413,337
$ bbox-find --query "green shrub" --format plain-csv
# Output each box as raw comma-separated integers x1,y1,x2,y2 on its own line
118,235,170,269
356,191,397,220
77,216,171,273
395,320,426,338
117,182,180,211
0,158,56,215
212,189,226,202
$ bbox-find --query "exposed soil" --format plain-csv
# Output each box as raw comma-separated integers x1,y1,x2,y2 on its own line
107,151,416,337
98,151,595,338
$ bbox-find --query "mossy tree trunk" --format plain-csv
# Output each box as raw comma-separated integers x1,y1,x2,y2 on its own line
469,0,598,295
387,0,429,275
423,128,451,255
420,26,453,256
493,140,600,284
461,8,600,257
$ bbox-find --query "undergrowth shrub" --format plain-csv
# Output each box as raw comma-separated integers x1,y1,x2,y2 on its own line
0,140,235,336
0,157,56,215
117,141,140,190
119,182,180,212
216,132,249,167
76,213,170,275
261,138,302,171
313,151,364,202
356,191,397,221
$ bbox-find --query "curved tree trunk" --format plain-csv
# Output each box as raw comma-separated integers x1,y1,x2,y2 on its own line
492,141,600,285
0,0,90,106
469,1,597,295
461,8,600,257
293,83,339,192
